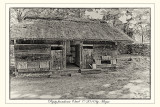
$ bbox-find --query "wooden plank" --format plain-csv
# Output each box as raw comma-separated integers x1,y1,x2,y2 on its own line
27,62,39,68
28,68,40,71
95,59,101,65
14,39,18,72
17,69,28,72
10,45,15,66
51,44,63,47
14,44,50,53
51,50,56,69
102,56,111,60
17,62,27,69
83,44,93,46
80,69,101,75
18,69,49,72
82,48,93,69
15,53,51,61
63,41,66,69
40,61,49,68
111,59,117,64
80,41,83,69
50,50,63,70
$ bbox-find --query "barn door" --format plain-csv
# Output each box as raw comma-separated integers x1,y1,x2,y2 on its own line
82,49,93,69
50,50,63,70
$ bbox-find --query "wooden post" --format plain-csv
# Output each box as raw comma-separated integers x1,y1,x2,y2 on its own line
49,44,51,71
114,41,118,66
80,41,83,69
13,39,18,76
62,41,66,70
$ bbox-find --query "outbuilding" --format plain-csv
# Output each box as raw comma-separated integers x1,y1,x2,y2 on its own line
10,18,133,74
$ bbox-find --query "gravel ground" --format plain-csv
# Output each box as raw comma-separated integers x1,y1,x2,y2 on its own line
10,55,150,99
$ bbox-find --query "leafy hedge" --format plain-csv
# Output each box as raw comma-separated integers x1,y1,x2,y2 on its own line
127,44,150,56
117,42,150,56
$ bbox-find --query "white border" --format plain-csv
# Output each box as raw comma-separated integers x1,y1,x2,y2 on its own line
5,3,155,104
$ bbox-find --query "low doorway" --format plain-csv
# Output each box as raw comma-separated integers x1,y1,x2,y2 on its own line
66,41,80,69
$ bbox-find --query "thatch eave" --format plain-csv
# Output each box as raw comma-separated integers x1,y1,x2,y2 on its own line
10,19,134,43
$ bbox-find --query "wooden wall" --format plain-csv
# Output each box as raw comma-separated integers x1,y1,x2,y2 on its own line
82,48,93,69
14,44,51,72
93,44,117,64
13,40,118,71
14,39,64,72
82,41,118,69
50,50,63,70
10,45,15,67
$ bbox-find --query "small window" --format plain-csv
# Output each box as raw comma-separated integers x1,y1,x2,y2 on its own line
51,46,62,50
83,46,93,49
101,60,111,64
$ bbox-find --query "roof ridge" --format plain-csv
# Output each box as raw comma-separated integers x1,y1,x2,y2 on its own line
24,16,107,23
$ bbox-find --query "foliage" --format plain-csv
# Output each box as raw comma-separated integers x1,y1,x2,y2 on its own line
101,8,150,43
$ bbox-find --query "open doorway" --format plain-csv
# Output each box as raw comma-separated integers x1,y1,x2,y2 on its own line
66,41,80,69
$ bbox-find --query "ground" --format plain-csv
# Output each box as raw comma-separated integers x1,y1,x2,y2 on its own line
10,55,150,99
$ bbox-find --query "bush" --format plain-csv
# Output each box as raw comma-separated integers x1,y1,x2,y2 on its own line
127,44,150,56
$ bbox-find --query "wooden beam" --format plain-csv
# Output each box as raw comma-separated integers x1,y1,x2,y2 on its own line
13,39,16,45
80,41,83,69
62,41,66,69
49,44,51,71
13,39,18,75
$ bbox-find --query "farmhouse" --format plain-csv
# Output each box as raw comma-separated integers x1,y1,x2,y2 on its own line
10,18,133,73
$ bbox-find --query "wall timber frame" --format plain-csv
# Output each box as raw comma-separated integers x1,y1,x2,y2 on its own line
62,41,66,69
11,39,118,73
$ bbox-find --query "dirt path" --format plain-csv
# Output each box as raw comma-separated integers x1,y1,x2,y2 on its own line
10,56,150,99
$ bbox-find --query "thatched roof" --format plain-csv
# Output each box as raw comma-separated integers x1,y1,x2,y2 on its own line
10,18,134,42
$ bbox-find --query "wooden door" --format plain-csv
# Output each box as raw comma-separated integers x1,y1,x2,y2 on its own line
82,49,93,69
50,50,63,70
75,45,80,67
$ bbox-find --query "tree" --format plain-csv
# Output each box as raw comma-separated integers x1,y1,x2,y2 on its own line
10,8,47,22
11,8,28,22
11,8,89,22
101,8,122,26
129,9,150,43
123,9,135,38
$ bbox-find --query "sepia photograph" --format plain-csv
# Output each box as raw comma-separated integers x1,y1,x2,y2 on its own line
9,7,151,101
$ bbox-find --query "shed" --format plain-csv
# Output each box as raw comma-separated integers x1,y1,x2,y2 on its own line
10,18,134,73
